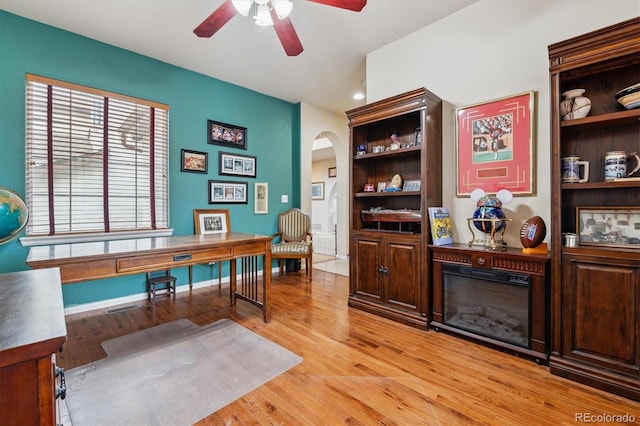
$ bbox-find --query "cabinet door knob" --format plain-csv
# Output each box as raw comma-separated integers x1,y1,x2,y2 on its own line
477,257,486,265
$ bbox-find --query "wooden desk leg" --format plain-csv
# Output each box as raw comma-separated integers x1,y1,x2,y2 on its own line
263,250,271,322
188,265,193,291
218,261,222,293
230,259,236,306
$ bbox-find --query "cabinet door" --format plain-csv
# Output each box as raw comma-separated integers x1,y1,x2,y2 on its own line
561,255,639,377
352,235,383,302
385,238,421,313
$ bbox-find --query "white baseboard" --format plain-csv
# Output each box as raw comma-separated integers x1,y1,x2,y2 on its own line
63,266,279,316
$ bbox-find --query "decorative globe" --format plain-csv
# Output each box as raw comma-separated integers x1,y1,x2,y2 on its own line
472,206,506,233
0,186,29,245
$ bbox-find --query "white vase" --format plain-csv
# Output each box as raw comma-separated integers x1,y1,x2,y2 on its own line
560,89,591,121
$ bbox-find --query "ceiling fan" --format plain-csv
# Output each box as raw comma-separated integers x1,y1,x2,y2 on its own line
194,0,367,56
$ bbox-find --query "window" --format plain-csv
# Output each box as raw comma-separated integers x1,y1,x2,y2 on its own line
24,74,170,243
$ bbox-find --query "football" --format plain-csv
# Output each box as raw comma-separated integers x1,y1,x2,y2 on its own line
519,216,547,248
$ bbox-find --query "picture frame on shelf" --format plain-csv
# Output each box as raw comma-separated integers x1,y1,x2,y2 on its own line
402,179,421,192
254,182,268,214
377,181,388,192
207,119,247,150
576,207,640,249
208,180,248,204
328,167,337,178
193,208,231,234
180,149,208,174
311,182,324,200
455,91,535,197
219,151,256,178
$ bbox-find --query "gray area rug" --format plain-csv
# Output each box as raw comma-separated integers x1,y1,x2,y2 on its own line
64,318,302,425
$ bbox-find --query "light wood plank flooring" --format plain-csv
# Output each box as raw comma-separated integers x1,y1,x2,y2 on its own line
58,269,639,425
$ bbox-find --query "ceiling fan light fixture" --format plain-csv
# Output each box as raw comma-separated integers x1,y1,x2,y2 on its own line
254,3,273,26
272,0,293,19
231,0,253,17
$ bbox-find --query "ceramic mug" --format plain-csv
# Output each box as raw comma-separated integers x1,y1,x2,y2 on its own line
561,156,589,183
604,151,640,180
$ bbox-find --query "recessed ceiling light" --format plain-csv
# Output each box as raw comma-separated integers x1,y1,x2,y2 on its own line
353,92,365,100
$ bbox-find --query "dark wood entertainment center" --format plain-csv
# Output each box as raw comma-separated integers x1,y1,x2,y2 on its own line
430,244,550,363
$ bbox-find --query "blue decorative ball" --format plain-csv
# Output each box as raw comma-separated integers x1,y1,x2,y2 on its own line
0,187,29,245
472,206,506,233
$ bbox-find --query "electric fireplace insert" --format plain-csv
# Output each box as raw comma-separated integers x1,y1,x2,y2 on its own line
430,244,550,363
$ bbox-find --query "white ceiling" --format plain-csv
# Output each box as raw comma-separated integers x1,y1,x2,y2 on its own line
1,0,477,115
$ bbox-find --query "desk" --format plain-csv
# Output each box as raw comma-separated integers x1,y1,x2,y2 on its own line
0,268,67,425
26,233,273,322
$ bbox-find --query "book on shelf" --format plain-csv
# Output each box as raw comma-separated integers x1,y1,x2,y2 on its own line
428,207,453,245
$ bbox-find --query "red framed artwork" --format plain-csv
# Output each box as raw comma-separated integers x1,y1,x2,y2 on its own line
455,91,535,197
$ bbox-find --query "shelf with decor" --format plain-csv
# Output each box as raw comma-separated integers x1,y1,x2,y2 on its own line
548,16,639,401
347,88,442,329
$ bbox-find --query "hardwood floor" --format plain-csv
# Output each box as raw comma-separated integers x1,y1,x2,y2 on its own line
59,269,640,425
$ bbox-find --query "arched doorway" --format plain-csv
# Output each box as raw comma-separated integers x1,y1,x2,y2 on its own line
311,135,337,255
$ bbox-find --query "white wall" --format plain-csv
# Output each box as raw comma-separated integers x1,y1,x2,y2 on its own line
366,0,639,246
300,103,350,258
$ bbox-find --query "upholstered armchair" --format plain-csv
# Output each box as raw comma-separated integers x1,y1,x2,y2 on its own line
271,208,313,280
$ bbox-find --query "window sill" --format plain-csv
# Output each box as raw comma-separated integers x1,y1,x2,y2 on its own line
20,229,174,247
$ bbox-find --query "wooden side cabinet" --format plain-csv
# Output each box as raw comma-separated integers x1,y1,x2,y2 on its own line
551,250,639,400
351,232,425,326
0,268,67,425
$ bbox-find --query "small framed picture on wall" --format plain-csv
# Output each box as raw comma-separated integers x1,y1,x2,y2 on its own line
254,182,268,214
311,182,324,200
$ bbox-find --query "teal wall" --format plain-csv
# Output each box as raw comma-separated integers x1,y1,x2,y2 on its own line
0,11,301,306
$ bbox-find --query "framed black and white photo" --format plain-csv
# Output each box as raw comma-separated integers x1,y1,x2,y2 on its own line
254,182,268,214
193,209,230,234
181,149,208,174
207,119,247,150
328,167,337,178
414,127,422,146
208,180,248,204
219,151,256,178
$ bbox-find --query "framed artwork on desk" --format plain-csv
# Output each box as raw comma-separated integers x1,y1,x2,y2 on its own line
193,209,231,234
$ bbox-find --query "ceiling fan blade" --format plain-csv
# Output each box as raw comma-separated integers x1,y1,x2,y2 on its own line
194,0,238,38
270,11,304,56
306,0,367,12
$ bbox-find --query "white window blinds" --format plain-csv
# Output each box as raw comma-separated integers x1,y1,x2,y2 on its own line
25,74,169,238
